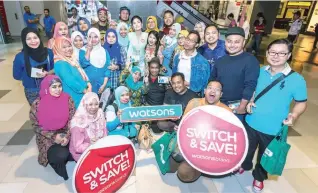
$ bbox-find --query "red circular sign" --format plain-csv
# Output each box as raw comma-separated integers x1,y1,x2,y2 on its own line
72,135,136,193
178,105,248,175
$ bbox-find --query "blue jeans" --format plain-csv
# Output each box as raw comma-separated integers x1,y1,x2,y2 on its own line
46,31,53,39
248,34,262,55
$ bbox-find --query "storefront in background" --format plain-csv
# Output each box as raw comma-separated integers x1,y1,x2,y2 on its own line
306,2,318,33
275,1,317,34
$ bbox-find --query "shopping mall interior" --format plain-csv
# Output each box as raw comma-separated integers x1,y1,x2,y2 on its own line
0,0,318,193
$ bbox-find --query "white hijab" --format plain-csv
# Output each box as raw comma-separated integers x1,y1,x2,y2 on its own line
82,28,107,68
71,31,84,61
165,23,181,48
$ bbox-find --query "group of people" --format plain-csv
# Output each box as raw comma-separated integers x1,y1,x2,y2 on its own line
17,5,308,193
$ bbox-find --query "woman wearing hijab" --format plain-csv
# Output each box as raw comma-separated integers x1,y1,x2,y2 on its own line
127,16,148,75
71,31,84,62
103,29,124,89
13,27,54,105
120,66,145,107
194,22,206,46
106,86,138,138
161,23,181,76
168,30,189,70
79,28,110,94
116,22,130,64
47,22,69,49
53,37,91,108
30,75,75,180
145,16,159,33
69,92,107,161
116,22,130,51
77,17,91,45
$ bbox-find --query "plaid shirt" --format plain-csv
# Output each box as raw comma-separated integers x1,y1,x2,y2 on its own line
109,47,127,89
109,70,121,89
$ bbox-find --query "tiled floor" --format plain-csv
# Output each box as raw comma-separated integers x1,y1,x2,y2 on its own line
0,29,318,193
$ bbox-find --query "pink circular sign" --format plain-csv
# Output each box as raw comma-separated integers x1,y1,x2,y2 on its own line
178,105,248,176
72,135,136,193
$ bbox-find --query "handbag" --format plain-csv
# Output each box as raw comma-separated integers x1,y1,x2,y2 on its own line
260,125,290,176
137,124,153,150
151,131,177,175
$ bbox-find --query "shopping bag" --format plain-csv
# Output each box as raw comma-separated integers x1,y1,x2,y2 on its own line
151,132,177,175
260,125,290,176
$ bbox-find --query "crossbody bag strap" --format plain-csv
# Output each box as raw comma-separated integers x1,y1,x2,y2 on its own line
254,70,294,103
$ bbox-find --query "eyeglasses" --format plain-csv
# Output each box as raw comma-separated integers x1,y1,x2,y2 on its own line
268,51,289,57
206,87,221,93
185,37,197,44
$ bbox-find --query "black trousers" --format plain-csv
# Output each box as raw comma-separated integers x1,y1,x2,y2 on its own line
287,34,297,43
287,35,297,62
314,35,318,49
47,144,74,180
241,122,275,182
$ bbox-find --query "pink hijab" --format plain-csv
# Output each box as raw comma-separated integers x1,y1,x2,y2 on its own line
48,22,69,49
37,75,70,131
70,92,107,142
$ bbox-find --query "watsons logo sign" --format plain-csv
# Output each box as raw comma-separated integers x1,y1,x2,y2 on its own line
120,105,183,122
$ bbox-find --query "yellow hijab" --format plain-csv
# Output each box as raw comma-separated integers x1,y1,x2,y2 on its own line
145,16,159,33
176,30,189,51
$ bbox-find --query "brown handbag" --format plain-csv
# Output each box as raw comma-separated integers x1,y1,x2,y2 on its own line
137,124,153,150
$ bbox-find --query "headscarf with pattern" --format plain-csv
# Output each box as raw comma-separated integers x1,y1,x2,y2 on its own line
70,92,107,142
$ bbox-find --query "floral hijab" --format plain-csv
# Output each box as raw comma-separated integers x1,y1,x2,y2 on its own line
70,92,107,142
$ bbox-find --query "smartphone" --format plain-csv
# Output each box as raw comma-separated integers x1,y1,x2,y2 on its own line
158,76,169,84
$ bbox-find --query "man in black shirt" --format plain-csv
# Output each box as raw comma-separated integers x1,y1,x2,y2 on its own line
92,8,108,44
211,27,259,122
144,57,168,133
157,72,198,132
144,57,168,106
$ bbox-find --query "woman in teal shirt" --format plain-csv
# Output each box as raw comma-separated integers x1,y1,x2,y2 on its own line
79,28,111,94
53,36,91,108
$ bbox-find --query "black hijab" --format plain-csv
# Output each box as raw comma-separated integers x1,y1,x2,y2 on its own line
21,27,48,77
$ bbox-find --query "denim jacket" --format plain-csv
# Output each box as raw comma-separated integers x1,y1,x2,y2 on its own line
172,52,210,94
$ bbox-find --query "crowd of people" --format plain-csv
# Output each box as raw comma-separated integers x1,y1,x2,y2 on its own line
16,5,308,192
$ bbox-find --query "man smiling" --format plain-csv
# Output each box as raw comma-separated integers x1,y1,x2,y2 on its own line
92,8,109,43
157,72,198,132
198,24,226,73
168,80,231,183
211,27,260,121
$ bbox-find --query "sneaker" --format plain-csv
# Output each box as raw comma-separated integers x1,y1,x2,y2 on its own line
238,167,245,174
252,179,264,193
233,167,244,174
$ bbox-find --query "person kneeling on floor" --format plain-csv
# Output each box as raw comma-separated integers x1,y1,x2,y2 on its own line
105,86,138,139
157,72,198,132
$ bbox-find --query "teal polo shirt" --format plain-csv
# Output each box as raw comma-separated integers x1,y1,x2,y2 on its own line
246,65,307,135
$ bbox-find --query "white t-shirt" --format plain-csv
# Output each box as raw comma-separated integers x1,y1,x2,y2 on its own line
242,21,250,40
177,50,197,83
